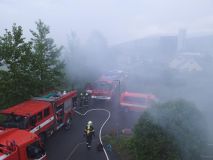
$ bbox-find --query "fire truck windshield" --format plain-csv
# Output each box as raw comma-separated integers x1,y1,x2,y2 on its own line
0,114,28,129
94,82,113,91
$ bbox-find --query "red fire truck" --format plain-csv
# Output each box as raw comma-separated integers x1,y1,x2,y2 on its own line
0,90,77,143
91,79,119,102
0,128,47,160
90,70,126,105
120,91,157,112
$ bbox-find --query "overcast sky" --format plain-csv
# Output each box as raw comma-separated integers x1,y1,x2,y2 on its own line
1,0,213,46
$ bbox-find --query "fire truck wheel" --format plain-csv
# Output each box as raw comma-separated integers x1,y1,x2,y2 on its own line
39,133,47,144
64,117,72,130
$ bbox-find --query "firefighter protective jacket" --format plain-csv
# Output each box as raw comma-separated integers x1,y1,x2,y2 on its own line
84,124,95,136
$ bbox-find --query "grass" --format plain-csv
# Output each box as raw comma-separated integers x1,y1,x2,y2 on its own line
103,133,135,160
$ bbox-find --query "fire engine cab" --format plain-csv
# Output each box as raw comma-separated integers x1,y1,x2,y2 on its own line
91,79,119,102
91,71,126,104
0,90,77,143
0,128,47,160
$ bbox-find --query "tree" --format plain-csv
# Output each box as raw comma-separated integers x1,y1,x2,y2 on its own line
0,24,34,107
65,31,103,90
85,30,109,71
129,100,207,160
65,31,83,89
30,20,65,93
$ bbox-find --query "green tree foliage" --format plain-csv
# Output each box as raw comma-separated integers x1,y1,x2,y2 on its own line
130,100,207,160
0,24,34,107
30,20,65,93
0,21,65,108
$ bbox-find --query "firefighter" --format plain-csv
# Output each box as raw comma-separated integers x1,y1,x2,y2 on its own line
84,121,95,149
79,92,90,107
84,92,90,106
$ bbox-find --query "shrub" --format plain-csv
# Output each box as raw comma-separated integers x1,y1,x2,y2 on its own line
130,99,207,160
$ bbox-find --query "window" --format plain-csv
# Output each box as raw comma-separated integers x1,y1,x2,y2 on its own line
44,108,50,117
0,114,27,129
30,115,37,126
37,112,42,122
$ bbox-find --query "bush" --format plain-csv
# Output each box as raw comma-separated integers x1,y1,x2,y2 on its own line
129,99,207,160
103,134,135,160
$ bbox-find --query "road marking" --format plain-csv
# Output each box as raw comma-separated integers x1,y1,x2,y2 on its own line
65,141,85,160
65,136,107,160
65,108,111,160
34,154,47,160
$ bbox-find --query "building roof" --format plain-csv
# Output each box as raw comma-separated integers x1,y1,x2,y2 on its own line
0,100,51,116
169,55,202,72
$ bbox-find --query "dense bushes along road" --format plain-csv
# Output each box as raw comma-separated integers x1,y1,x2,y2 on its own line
106,100,207,160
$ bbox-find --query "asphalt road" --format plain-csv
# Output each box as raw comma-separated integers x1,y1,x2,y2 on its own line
46,101,141,160
46,106,109,160
43,100,213,160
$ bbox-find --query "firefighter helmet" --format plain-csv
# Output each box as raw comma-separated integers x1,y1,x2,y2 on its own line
88,121,93,125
